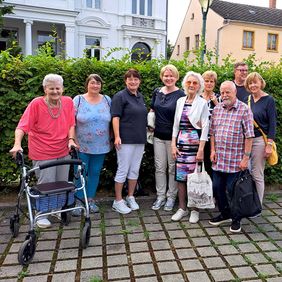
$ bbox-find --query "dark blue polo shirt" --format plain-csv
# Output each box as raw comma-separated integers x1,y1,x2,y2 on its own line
111,88,147,144
151,88,185,140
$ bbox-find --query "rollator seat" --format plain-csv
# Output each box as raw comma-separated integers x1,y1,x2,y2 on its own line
31,181,75,195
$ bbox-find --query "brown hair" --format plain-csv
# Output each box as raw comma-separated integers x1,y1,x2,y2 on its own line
233,62,248,71
160,64,179,80
244,72,266,91
85,74,104,92
124,69,141,81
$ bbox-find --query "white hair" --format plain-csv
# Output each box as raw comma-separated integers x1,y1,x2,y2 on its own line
42,74,64,87
220,80,236,91
182,71,204,96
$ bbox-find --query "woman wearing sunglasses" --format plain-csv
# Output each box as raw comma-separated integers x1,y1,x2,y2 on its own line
171,71,209,223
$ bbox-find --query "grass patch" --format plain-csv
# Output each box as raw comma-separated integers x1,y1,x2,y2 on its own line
18,269,29,279
126,219,140,227
265,193,279,202
119,229,132,235
257,272,269,279
89,276,103,282
143,230,150,239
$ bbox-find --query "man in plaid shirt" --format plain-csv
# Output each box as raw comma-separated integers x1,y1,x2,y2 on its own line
209,81,254,233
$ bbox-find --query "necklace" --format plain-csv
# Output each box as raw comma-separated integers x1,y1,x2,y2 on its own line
45,98,62,119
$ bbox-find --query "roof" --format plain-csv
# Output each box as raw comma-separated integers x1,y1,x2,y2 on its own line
210,0,282,27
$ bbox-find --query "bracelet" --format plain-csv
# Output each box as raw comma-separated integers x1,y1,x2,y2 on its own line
68,137,75,141
244,152,251,157
267,141,273,146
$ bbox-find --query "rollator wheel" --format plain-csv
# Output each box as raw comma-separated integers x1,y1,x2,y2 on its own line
61,212,71,226
81,221,91,249
18,237,36,266
10,215,20,238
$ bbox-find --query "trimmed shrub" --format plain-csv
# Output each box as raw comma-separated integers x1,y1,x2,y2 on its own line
0,48,281,191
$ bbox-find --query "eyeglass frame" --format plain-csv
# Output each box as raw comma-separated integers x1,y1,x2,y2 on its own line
236,68,248,73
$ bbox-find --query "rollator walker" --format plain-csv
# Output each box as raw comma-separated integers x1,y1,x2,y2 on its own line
9,148,91,265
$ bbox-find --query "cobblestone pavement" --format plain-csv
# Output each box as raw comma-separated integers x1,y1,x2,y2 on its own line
0,194,282,282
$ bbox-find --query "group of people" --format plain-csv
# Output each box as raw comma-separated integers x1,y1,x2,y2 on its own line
10,62,277,233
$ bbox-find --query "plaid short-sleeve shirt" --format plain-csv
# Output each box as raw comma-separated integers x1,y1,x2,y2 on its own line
209,99,254,173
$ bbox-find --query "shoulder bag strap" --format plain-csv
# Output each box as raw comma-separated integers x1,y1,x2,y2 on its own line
75,95,82,119
104,95,111,108
247,95,267,142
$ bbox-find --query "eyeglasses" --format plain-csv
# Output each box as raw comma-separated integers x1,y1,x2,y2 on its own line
185,81,198,86
236,69,248,73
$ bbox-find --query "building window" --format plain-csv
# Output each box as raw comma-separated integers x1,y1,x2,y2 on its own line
132,0,137,14
195,34,200,49
267,33,278,51
176,44,180,56
131,42,151,61
186,37,190,51
0,29,18,51
37,31,56,54
86,0,101,9
85,36,101,60
243,30,254,49
132,0,152,16
191,13,194,20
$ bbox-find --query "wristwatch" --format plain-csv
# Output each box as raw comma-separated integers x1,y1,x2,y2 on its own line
244,152,251,157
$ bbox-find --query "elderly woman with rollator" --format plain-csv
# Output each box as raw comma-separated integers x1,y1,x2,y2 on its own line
10,74,76,228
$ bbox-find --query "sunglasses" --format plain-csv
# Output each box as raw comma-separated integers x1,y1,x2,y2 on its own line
185,81,198,86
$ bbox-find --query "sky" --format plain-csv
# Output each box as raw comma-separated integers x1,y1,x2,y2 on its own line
168,0,282,44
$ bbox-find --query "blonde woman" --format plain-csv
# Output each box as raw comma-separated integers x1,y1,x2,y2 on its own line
201,70,220,177
171,71,209,223
150,65,185,211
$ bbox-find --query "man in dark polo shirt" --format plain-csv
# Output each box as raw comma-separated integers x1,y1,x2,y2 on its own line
233,62,249,102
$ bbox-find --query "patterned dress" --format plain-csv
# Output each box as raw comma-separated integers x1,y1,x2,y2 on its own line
175,103,200,182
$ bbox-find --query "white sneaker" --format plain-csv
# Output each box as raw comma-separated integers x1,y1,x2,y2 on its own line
151,198,166,210
126,196,139,210
171,208,188,221
164,198,175,211
112,200,131,214
189,210,200,224
36,218,51,229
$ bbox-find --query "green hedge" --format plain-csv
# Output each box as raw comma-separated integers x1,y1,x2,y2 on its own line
0,48,281,190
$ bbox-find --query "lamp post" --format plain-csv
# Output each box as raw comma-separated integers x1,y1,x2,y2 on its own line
199,0,213,62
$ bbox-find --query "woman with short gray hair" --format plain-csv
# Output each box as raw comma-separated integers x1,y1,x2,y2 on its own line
10,73,77,228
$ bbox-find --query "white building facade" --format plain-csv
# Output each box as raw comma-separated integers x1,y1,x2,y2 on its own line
1,0,167,59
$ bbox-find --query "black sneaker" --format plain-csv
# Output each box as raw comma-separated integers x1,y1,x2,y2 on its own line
209,215,232,226
230,220,241,233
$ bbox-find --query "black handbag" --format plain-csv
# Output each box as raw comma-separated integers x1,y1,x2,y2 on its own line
230,170,262,218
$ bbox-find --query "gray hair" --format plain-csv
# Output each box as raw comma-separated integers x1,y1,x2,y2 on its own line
182,71,204,96
220,80,236,91
42,74,64,87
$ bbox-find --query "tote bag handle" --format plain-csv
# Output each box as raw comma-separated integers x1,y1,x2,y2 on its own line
194,162,206,173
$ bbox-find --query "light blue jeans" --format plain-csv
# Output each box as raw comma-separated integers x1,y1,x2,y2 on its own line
76,152,106,199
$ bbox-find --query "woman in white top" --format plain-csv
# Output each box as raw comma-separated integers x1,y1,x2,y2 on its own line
171,71,209,223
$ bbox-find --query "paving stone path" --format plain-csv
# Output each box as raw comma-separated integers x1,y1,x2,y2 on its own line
0,195,282,282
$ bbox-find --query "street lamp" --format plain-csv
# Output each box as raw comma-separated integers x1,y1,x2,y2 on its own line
199,0,213,62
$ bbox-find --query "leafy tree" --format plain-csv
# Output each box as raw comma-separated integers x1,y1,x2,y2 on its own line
166,39,174,59
0,0,13,27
